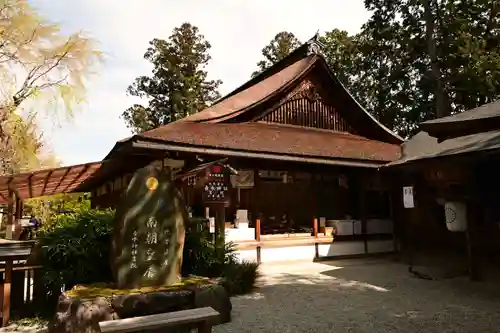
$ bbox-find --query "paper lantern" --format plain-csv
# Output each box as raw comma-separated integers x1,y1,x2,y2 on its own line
444,201,467,232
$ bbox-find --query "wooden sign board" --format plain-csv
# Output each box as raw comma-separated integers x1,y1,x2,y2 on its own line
112,165,187,288
231,170,254,188
202,164,230,204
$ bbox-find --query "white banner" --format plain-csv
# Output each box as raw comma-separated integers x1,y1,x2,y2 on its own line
209,217,215,234
403,186,415,208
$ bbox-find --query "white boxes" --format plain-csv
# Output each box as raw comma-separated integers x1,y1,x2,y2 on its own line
226,228,255,242
235,209,249,228
334,220,354,236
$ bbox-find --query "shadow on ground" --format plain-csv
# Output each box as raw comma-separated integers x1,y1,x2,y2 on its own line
214,258,500,333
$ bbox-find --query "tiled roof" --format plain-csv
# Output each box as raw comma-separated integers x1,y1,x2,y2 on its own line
422,100,500,125
137,122,401,163
175,56,316,123
386,129,500,167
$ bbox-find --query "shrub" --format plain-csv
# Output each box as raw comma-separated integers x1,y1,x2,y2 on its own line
27,193,91,228
36,209,258,318
37,206,115,296
221,260,261,296
182,217,238,277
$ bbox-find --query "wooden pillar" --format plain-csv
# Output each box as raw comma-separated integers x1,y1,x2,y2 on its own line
313,218,319,259
14,197,23,240
256,218,261,264
407,173,420,269
360,174,368,254
254,168,261,264
389,186,398,254
5,190,14,240
214,205,225,249
466,199,481,281
2,260,12,327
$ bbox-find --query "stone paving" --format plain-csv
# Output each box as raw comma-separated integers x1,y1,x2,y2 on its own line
215,258,500,333
4,258,500,332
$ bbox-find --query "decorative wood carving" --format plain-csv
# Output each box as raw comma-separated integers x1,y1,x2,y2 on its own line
260,79,354,132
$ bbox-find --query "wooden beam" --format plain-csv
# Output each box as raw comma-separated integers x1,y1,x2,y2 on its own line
14,197,23,240
41,170,53,197
132,141,383,168
27,174,34,199
5,177,21,201
5,190,14,240
51,167,72,195
61,164,91,193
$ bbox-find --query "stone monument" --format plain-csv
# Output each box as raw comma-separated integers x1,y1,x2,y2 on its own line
112,164,187,288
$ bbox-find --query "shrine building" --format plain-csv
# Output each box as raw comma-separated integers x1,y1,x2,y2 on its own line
0,36,404,263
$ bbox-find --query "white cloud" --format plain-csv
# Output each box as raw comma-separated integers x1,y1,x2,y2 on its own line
29,0,370,165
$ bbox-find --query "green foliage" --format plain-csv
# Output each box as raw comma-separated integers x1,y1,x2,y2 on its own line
37,206,115,297
357,0,500,136
182,218,260,295
182,217,238,277
0,0,101,175
221,260,261,296
38,212,245,293
252,31,302,77
252,2,500,138
122,23,222,133
26,193,91,228
35,209,258,320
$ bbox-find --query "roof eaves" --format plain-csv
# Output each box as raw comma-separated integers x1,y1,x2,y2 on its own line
132,136,388,168
193,55,318,124
216,43,311,104
318,58,404,144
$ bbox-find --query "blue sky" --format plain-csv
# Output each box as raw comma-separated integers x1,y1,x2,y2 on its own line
29,0,370,166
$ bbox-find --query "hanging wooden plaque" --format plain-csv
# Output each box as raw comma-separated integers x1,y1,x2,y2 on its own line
202,164,230,204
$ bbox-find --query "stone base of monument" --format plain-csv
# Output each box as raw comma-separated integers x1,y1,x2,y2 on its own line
48,278,232,333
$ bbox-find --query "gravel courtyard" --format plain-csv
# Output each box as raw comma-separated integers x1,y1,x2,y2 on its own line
215,258,500,333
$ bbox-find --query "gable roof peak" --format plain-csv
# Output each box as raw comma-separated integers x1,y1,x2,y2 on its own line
306,32,325,56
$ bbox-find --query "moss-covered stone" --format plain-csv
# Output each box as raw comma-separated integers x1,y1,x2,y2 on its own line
49,278,231,333
66,277,210,299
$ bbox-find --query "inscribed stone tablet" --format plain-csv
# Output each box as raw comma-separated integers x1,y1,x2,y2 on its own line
112,165,187,288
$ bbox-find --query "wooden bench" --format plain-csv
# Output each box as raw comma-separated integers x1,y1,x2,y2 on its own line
98,307,220,333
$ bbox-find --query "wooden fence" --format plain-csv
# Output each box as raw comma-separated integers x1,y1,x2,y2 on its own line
0,263,46,322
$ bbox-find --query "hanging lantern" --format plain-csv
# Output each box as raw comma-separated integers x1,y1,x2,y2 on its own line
444,201,467,232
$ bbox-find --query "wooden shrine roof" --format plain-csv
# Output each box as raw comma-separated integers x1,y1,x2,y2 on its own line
386,129,500,167
175,56,316,123
420,100,500,139
134,122,401,165
422,100,500,126
102,35,403,172
0,161,102,204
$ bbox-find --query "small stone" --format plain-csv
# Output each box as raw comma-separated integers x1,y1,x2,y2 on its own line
48,295,116,333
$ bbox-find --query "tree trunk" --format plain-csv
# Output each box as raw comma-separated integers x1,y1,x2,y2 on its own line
422,0,452,119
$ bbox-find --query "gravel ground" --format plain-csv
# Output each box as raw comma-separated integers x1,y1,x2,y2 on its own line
214,258,500,333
